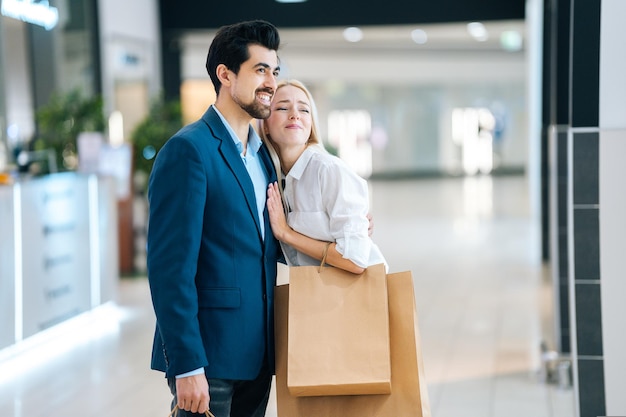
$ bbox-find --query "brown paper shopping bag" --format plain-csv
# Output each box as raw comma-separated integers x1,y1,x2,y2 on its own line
275,270,431,416
287,263,391,397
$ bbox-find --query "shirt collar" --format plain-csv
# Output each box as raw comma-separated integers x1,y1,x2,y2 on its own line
287,145,318,180
212,105,261,156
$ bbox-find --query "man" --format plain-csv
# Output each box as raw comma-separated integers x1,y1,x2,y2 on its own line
147,20,282,417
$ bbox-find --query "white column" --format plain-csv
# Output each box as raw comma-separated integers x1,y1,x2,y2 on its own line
97,0,162,136
599,0,626,414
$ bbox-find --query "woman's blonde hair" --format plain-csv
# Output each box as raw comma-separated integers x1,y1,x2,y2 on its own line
258,79,325,178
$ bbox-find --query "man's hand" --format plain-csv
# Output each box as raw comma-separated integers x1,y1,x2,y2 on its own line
176,374,210,414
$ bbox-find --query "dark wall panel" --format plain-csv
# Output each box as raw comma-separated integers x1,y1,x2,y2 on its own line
570,0,601,128
159,0,526,30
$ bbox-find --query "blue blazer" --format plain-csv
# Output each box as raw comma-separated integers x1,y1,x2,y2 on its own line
147,106,280,380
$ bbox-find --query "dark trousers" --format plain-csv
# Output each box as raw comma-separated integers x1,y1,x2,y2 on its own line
167,362,272,417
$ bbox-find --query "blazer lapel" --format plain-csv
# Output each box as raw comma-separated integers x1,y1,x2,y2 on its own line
202,107,264,240
259,144,278,245
259,144,277,186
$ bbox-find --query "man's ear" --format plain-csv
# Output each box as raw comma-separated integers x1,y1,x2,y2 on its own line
216,64,232,87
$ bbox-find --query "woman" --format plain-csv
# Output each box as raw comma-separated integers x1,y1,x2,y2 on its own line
260,79,387,273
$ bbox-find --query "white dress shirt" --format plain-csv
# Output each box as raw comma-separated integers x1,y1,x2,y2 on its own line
281,145,387,270
214,105,267,238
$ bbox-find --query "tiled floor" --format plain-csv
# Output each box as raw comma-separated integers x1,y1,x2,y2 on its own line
0,175,575,417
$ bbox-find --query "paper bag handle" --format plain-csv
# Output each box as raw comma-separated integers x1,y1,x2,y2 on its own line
319,242,332,272
168,404,215,417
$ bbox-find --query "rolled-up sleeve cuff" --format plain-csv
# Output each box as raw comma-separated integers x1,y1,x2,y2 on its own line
335,236,370,268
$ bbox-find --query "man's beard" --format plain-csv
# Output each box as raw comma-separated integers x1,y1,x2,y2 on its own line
234,90,272,119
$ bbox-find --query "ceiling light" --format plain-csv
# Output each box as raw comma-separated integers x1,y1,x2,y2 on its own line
500,30,523,51
275,0,308,2
343,27,363,42
467,22,488,41
411,29,428,44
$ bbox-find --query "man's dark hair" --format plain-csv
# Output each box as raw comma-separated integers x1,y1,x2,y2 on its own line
206,20,280,95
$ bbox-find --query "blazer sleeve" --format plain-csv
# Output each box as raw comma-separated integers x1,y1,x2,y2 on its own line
147,135,208,376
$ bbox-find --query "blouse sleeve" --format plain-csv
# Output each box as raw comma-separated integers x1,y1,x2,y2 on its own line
318,159,372,268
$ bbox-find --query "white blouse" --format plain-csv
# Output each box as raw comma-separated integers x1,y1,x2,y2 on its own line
280,145,388,270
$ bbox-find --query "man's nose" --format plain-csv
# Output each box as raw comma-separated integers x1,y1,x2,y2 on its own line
265,72,277,90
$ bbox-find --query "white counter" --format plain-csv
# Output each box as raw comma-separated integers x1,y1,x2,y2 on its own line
0,173,118,349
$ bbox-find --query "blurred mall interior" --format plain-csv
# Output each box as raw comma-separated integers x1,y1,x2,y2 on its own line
0,1,625,416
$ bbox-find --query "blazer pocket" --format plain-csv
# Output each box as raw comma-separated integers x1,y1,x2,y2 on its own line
197,287,241,309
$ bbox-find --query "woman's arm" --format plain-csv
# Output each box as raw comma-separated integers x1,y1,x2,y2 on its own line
267,182,365,274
